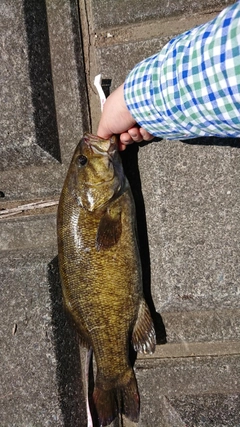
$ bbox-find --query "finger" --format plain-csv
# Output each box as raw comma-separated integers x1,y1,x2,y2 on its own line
118,141,127,151
118,126,154,150
139,128,154,141
120,132,135,145
128,127,143,142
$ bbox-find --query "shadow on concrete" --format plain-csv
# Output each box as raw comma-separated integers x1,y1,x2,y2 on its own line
23,0,61,162
121,144,167,345
69,0,91,134
181,136,240,148
48,256,87,427
140,136,240,149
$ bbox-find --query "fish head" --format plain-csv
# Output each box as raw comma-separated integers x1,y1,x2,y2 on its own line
68,133,125,211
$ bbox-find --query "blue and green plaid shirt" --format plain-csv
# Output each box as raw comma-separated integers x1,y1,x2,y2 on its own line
124,2,240,139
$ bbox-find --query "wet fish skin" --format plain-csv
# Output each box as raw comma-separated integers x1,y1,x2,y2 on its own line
57,133,156,426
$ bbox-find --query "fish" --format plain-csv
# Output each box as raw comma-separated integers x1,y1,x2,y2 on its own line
57,133,156,426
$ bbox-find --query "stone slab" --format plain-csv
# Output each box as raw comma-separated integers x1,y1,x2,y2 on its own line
136,355,240,426
1,244,239,427
138,393,240,427
1,0,89,197
1,140,239,342
168,394,240,427
1,202,240,344
0,164,66,201
136,140,240,314
95,37,172,102
161,309,240,343
91,0,235,29
136,355,240,395
0,213,57,251
138,341,240,360
0,214,57,251
1,1,240,426
1,246,239,425
118,141,240,345
0,249,87,427
0,0,60,170
46,0,90,165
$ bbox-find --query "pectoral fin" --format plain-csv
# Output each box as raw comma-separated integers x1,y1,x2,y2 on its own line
96,206,122,251
132,300,156,354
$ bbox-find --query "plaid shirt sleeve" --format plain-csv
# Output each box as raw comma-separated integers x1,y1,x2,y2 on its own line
124,2,240,140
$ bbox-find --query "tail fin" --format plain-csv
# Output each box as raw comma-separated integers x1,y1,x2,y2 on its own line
93,368,139,426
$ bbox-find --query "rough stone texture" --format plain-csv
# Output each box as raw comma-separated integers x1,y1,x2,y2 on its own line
138,140,240,313
138,341,240,359
0,0,90,425
0,249,87,427
0,214,57,251
169,394,240,427
1,0,240,426
136,356,240,426
136,355,240,395
0,164,66,201
0,0,89,197
162,309,240,343
0,0,60,169
46,0,90,165
137,392,240,427
91,0,235,29
96,38,172,90
120,139,240,344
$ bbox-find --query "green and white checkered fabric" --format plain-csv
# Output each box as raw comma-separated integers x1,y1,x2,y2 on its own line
124,1,240,139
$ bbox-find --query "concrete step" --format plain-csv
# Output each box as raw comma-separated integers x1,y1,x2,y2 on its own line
136,342,240,426
1,0,89,198
1,247,240,426
0,248,86,426
1,0,240,425
90,0,235,29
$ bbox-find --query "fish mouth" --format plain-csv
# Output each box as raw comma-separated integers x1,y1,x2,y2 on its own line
83,133,121,189
84,133,117,157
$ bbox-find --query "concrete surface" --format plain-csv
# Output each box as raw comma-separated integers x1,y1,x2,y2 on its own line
0,0,60,169
91,0,235,29
0,0,89,193
1,164,66,201
1,0,89,425
0,249,87,427
136,355,240,426
120,140,240,343
1,0,240,426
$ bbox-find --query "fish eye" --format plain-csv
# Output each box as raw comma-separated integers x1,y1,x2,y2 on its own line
76,155,88,167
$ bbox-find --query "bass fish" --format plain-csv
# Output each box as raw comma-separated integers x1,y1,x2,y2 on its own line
57,134,156,426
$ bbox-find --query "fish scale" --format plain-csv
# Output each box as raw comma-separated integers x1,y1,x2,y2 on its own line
57,133,156,426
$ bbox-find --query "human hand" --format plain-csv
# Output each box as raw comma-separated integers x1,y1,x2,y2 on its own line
97,84,154,151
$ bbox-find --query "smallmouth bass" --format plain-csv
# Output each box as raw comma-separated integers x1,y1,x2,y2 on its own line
57,134,156,426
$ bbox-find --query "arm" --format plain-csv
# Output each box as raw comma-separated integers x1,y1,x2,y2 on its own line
98,2,240,149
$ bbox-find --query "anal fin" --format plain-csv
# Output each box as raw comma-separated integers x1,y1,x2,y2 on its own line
132,299,156,354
